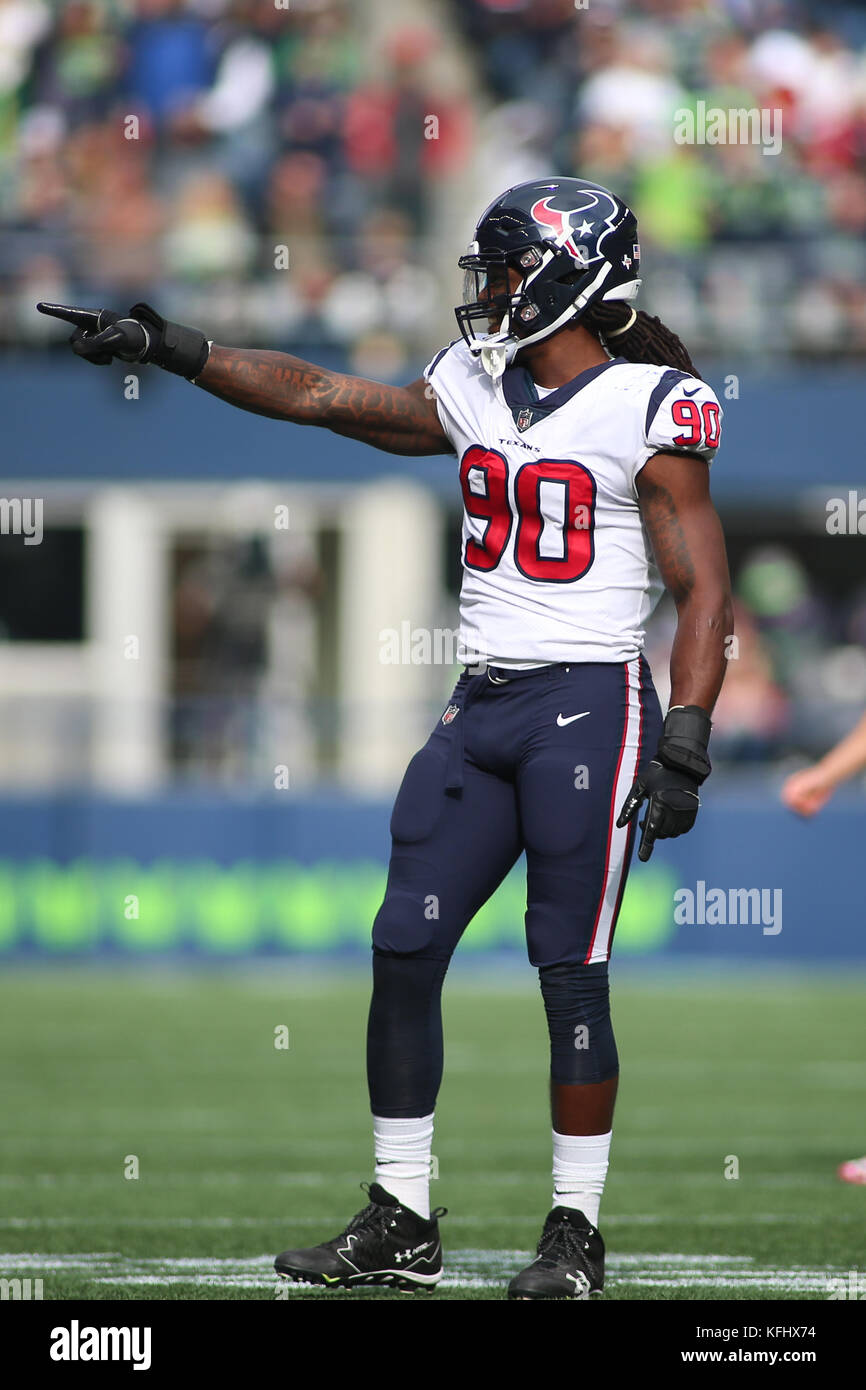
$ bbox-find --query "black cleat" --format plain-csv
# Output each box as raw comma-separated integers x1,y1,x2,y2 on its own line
508,1207,604,1300
275,1182,446,1292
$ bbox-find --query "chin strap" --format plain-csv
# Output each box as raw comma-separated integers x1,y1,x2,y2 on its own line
480,344,511,381
474,277,641,380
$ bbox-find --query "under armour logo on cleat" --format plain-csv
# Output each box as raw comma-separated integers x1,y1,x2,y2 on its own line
395,1243,432,1263
557,712,590,726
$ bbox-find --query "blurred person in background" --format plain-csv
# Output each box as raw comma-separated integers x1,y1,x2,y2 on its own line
782,711,866,819
124,0,215,134
696,598,789,762
163,169,256,281
25,0,122,126
343,25,467,235
736,548,829,692
171,533,321,784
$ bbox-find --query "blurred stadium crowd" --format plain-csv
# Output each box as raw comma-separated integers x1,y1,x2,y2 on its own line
456,0,866,358
2,0,470,369
5,0,866,362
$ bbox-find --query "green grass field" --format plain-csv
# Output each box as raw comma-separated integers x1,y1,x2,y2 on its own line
1,964,864,1301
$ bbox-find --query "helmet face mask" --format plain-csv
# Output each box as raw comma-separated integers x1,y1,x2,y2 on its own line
460,252,513,332
455,178,641,378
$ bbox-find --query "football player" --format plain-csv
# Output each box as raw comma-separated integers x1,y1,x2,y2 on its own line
781,712,866,1187
38,176,733,1299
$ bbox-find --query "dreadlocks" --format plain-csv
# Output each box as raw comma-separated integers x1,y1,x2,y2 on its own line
581,300,702,379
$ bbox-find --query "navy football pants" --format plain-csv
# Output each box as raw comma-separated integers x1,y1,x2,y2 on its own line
367,658,663,1116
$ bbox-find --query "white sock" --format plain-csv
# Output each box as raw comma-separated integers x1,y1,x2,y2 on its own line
373,1113,434,1220
552,1129,612,1227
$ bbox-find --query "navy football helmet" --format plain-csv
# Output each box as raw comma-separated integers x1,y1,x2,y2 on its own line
456,177,641,378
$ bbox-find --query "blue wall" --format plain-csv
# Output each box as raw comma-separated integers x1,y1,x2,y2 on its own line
0,789,861,962
4,357,866,499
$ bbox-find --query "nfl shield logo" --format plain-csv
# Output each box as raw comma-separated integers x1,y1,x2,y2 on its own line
441,704,460,726
516,408,533,432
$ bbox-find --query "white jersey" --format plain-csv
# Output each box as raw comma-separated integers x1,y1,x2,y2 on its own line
424,339,722,665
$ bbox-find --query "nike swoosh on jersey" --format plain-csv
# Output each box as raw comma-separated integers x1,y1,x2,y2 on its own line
682,385,700,396
557,712,591,726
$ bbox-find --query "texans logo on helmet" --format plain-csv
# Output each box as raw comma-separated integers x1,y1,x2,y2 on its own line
530,187,621,268
531,196,587,263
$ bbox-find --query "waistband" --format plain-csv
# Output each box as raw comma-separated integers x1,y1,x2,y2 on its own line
467,662,569,685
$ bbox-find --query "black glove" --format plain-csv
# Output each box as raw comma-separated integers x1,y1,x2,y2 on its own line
616,704,712,862
36,301,210,379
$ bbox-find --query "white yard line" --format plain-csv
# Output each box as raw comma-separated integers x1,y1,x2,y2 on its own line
0,1250,848,1295
0,1212,827,1228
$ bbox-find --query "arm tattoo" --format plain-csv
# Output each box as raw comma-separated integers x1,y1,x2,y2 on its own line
194,348,451,457
638,474,696,603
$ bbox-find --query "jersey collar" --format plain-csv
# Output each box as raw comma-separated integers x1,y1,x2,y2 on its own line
502,356,627,432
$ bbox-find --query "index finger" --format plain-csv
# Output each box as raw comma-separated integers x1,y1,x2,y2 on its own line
36,302,103,330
